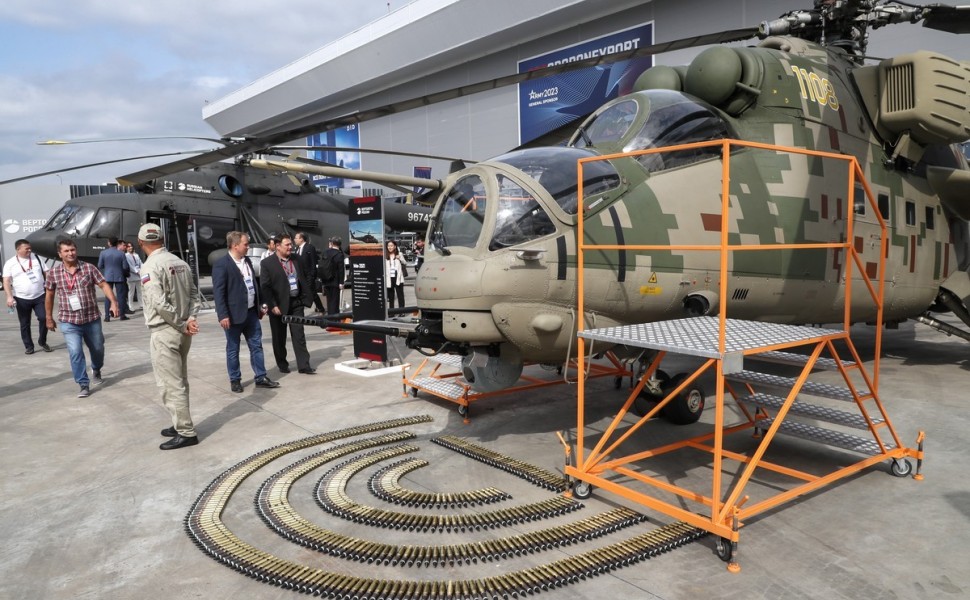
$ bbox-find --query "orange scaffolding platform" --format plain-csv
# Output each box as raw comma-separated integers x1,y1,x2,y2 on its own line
565,140,925,571
404,352,630,422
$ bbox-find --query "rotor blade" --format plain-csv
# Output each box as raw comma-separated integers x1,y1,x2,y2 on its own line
273,145,476,164
0,150,212,186
922,5,970,34
117,26,758,185
37,135,231,146
248,158,443,190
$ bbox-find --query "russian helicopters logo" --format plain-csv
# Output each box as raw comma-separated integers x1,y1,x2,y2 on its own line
3,219,46,234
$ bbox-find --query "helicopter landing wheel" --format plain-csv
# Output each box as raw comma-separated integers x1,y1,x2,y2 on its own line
632,369,669,417
890,458,913,478
572,481,593,500
661,373,705,425
715,537,734,562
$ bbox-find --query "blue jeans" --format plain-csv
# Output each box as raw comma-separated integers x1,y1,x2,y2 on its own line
224,307,267,382
60,320,105,386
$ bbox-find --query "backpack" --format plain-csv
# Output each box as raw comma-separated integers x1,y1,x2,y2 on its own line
318,249,342,283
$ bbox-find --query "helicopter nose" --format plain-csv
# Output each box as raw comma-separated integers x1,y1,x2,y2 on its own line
24,230,59,260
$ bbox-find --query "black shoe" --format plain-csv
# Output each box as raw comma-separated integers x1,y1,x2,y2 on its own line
278,365,291,373
103,317,110,322
124,310,135,315
120,316,130,321
254,376,280,389
93,370,103,385
77,386,90,398
41,344,52,352
161,426,177,437
25,348,34,355
230,380,244,393
160,434,199,450
298,367,317,375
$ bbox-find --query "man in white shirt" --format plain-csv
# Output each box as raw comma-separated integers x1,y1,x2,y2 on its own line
125,241,143,313
3,239,51,354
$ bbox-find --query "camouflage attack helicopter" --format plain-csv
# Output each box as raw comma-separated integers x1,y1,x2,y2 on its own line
243,1,970,421
119,2,970,423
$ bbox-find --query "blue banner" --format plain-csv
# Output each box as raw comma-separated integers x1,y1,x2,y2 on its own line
307,124,362,189
518,22,654,144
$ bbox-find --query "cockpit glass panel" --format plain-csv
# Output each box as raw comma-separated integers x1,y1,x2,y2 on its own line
574,99,638,147
45,205,80,230
88,208,122,239
489,176,556,251
433,174,488,249
623,90,736,173
490,147,620,215
63,206,96,236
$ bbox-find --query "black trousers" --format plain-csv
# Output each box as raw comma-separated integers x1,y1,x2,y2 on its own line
15,295,48,350
386,284,405,309
323,285,342,315
268,301,310,371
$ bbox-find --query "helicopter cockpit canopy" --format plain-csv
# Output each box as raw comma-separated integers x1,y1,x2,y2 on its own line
431,147,622,254
570,89,737,174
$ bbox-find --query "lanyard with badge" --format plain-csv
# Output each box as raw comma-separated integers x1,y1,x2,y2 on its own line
241,260,255,297
19,254,41,284
281,258,298,295
64,267,83,311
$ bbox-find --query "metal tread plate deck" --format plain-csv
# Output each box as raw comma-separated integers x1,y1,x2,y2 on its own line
410,376,468,400
761,418,895,455
739,393,883,430
428,353,464,368
749,350,855,371
726,370,858,402
578,317,843,359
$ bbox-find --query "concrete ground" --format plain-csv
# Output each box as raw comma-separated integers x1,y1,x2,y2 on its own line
1,285,968,600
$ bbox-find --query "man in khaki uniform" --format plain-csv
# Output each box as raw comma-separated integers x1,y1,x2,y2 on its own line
137,223,201,450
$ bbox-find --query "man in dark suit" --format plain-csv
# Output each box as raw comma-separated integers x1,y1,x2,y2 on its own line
259,233,315,374
294,232,325,314
319,236,346,316
97,237,129,320
212,231,281,393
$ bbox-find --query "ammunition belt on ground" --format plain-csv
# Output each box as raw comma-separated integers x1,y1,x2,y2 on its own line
369,458,512,508
432,435,570,492
314,446,583,531
185,416,707,598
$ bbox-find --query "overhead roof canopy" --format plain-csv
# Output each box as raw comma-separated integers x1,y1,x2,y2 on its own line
202,0,646,138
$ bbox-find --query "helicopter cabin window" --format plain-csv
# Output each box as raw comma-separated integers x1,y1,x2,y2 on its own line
88,208,123,239
623,90,737,174
62,206,96,236
925,206,935,230
853,185,866,215
579,100,638,146
904,201,916,227
433,175,488,249
489,176,556,251
877,194,890,221
491,147,620,215
45,205,81,231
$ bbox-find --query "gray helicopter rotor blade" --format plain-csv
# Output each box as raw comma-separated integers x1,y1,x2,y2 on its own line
0,150,211,186
116,26,758,186
922,5,970,34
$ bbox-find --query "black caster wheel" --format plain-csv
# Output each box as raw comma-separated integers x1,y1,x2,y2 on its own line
410,387,419,398
572,482,593,500
457,404,469,417
890,458,913,478
715,537,733,562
